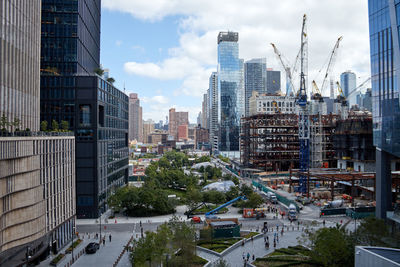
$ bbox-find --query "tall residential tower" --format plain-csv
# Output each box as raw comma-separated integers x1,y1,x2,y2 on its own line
244,58,267,116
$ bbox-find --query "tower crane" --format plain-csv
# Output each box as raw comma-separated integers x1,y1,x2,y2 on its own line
336,77,370,106
311,36,343,101
298,14,309,194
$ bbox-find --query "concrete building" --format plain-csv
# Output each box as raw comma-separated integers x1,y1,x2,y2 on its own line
195,127,210,150
188,126,196,141
147,130,168,145
143,119,155,144
244,58,267,117
208,72,219,152
217,31,244,152
201,93,209,129
248,91,297,116
0,1,77,265
0,0,41,131
129,93,143,142
168,108,189,141
178,124,189,141
266,68,281,94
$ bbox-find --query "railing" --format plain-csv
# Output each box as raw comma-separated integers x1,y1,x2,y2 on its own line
0,131,74,137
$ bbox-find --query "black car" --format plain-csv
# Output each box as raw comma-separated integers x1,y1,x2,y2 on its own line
85,242,100,254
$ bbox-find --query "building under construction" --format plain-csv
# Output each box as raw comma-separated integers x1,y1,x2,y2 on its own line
241,112,339,172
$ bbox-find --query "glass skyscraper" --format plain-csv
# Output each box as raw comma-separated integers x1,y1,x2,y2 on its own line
217,32,244,151
340,71,357,105
40,0,129,218
244,58,267,117
368,0,400,219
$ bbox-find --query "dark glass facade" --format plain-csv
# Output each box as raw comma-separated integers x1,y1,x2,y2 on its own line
244,58,267,117
217,32,244,151
266,70,281,94
41,0,100,75
368,0,400,157
40,0,129,218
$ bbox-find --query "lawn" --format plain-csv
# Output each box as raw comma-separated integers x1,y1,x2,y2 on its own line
253,246,320,267
242,232,260,239
197,238,242,253
192,205,229,214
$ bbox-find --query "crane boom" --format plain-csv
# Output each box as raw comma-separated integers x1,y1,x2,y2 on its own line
271,43,296,96
320,36,343,94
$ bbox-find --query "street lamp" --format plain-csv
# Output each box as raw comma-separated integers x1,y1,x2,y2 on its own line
72,225,76,263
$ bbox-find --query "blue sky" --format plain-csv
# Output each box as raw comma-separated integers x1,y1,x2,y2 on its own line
100,0,370,123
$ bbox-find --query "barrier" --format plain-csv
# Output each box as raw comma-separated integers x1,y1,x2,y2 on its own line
252,181,300,211
320,208,347,216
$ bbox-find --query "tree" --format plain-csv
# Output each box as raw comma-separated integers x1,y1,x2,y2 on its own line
94,67,104,76
240,184,253,197
185,187,203,210
353,217,400,247
40,121,48,131
245,192,264,209
107,77,115,84
0,114,9,131
204,190,226,205
11,117,20,131
52,120,59,131
60,120,69,131
309,227,354,267
225,186,239,201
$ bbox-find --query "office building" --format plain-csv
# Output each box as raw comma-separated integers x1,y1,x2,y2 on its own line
201,93,209,129
208,72,219,151
266,69,281,94
368,0,400,221
0,1,76,265
168,108,189,140
217,31,244,152
129,93,143,142
0,1,41,131
340,71,357,105
41,0,128,218
143,119,155,144
244,58,267,116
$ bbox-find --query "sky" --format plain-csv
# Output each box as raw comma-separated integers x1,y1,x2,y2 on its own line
100,0,370,123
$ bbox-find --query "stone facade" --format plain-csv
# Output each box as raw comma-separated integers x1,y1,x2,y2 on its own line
0,135,75,266
0,1,41,131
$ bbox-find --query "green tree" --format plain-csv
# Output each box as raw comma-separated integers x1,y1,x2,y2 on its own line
245,192,264,208
240,184,253,197
11,117,20,131
309,227,354,267
204,190,226,205
94,67,104,76
0,114,9,130
60,120,69,131
107,77,115,84
40,121,48,131
51,120,59,131
354,217,400,247
185,187,203,211
225,186,239,201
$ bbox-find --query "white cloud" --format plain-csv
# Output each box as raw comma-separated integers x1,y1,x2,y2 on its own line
115,40,122,46
105,0,370,103
141,95,169,105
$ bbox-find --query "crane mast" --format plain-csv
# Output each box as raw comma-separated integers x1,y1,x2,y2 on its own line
298,14,309,194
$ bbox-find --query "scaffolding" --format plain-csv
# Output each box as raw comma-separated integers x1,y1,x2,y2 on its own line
241,113,299,172
310,114,339,168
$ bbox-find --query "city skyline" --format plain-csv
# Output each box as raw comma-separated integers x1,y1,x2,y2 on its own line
100,0,370,123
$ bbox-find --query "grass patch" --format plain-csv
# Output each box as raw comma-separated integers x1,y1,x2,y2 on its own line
243,232,259,239
163,188,187,204
50,253,65,266
254,246,319,267
192,205,228,214
197,238,242,253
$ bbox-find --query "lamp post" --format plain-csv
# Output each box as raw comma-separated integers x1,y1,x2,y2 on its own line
72,225,76,263
99,209,102,245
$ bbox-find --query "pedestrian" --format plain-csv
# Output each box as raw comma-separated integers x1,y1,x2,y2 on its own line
242,252,245,261
252,254,255,261
140,220,142,227
103,238,105,246
242,240,245,246
109,234,112,242
277,234,279,243
267,236,269,242
95,233,98,239
247,252,250,261
323,220,326,226
281,228,284,236
251,236,254,242
273,240,276,248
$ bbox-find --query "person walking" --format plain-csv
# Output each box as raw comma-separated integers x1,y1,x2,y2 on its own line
247,252,250,262
273,240,276,248
102,238,105,246
109,234,112,242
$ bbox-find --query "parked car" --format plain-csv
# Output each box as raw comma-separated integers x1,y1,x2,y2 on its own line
85,242,100,254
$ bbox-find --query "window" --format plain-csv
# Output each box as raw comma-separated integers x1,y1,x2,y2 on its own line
79,105,91,127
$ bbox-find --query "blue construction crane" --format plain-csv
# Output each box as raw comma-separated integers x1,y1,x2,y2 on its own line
205,195,247,219
297,14,309,194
